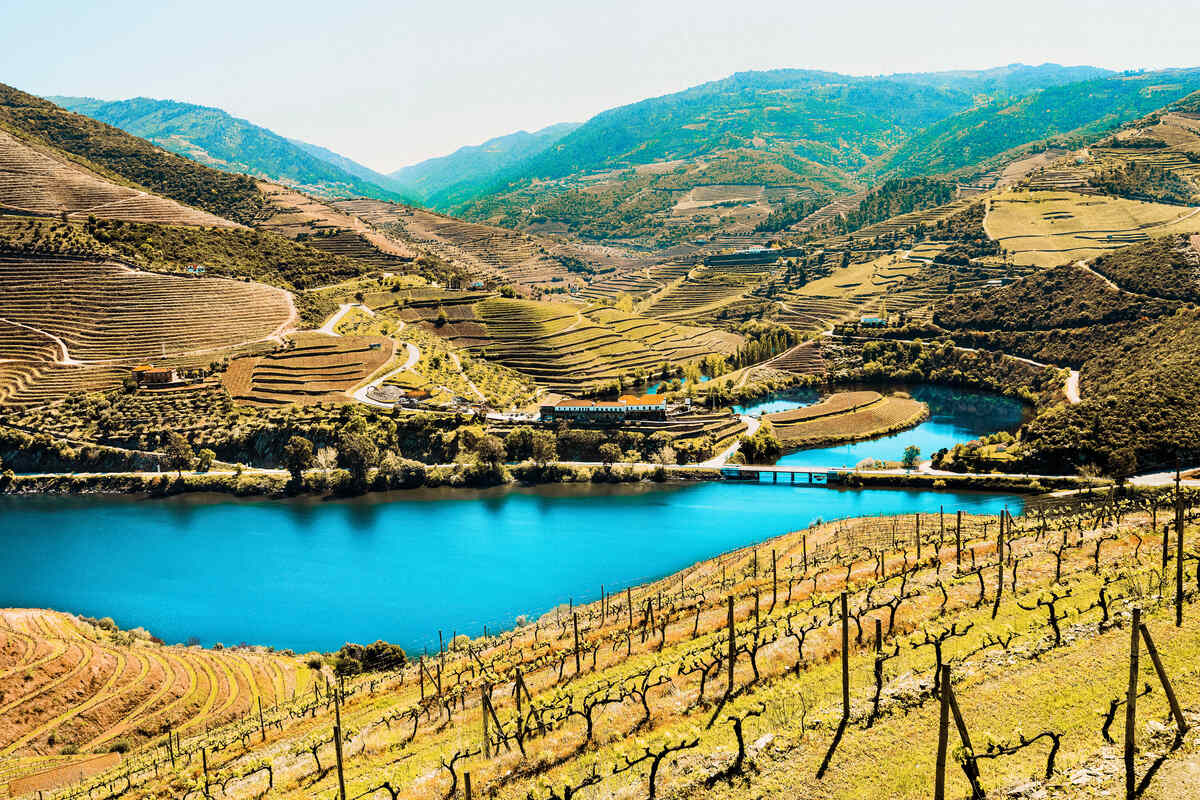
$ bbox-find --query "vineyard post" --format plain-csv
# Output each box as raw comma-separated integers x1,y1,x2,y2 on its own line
803,535,808,572
840,592,849,717
1138,622,1189,735
627,587,633,656
481,686,490,758
465,772,472,800
916,514,921,561
946,674,983,798
1125,607,1140,800
419,656,425,700
771,548,778,612
573,612,582,675
258,696,266,742
601,584,605,623
334,687,347,800
1175,469,1184,627
201,747,210,800
726,594,735,696
939,505,945,548
934,664,950,800
956,511,963,568
753,549,758,579
991,526,1004,620
167,724,175,766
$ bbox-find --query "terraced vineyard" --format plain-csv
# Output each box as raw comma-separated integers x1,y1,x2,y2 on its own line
0,609,320,798
470,298,741,392
765,390,928,446
0,129,236,228
255,183,415,267
335,200,645,292
17,495,1200,800
986,190,1200,267
222,332,392,406
0,256,294,407
643,262,775,320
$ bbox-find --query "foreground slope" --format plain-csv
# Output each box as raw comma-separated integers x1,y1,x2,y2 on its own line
8,497,1199,800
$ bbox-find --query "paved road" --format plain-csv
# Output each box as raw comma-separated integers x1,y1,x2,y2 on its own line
700,415,759,467
351,341,421,408
318,303,374,335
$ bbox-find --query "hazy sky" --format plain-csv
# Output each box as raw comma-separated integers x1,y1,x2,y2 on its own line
3,0,1199,172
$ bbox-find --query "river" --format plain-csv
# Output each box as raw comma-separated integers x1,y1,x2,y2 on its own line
0,385,1026,654
735,384,1028,468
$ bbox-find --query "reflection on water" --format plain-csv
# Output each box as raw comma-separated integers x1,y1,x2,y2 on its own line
0,475,1023,653
735,384,1028,469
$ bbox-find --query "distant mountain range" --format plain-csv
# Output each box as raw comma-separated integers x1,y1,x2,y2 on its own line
45,63,1200,245
48,96,409,202
387,122,580,207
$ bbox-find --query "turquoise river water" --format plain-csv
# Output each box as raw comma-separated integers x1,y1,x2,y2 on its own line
0,386,1027,654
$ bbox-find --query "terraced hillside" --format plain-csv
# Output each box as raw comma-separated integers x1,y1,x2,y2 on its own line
334,199,647,292
255,183,416,267
0,608,320,797
470,298,741,392
0,129,236,227
222,332,392,406
0,256,293,407
985,190,1200,267
17,496,1200,800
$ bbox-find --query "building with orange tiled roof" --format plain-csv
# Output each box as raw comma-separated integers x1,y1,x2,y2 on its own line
540,393,667,423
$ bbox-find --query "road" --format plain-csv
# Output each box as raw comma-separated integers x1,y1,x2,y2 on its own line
351,341,421,407
699,415,759,467
318,303,374,335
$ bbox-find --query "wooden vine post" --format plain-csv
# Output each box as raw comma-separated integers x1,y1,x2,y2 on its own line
573,612,582,675
1175,469,1185,627
934,665,950,800
956,510,963,568
817,592,850,779
334,686,347,800
726,594,735,696
1125,608,1139,800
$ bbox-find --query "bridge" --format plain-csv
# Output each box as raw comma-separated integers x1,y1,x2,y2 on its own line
719,464,840,485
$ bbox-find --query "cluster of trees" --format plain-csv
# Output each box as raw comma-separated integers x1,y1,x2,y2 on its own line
1088,234,1200,301
833,178,956,234
726,321,798,369
754,195,829,232
330,640,407,676
932,203,1001,263
1089,162,1196,205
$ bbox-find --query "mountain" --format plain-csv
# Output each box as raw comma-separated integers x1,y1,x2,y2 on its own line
448,64,1121,242
388,122,580,207
0,83,267,224
49,96,408,202
873,69,1200,179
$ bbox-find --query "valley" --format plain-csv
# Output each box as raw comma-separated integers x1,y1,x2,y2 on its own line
3,57,1200,800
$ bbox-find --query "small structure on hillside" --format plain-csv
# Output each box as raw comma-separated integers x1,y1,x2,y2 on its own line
540,394,667,423
859,315,887,328
131,364,179,387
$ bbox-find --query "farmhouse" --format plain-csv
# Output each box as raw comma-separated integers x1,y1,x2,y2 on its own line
131,364,178,386
540,394,668,423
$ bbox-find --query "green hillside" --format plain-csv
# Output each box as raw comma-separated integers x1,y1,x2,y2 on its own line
389,122,580,207
0,83,267,224
448,65,1114,241
874,69,1200,179
50,95,408,202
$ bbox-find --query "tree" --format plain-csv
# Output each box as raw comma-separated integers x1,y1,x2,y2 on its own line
196,448,215,473
164,432,194,477
338,431,378,490
474,435,507,467
315,446,338,479
530,430,558,466
504,426,535,461
902,445,921,470
1107,446,1138,485
598,443,621,467
282,436,315,483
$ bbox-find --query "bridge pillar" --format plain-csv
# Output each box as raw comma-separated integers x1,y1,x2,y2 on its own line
773,471,777,483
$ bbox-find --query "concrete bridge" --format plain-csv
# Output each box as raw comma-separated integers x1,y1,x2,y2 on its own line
719,465,838,485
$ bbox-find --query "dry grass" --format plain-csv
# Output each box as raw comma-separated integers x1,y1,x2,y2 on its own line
985,190,1200,267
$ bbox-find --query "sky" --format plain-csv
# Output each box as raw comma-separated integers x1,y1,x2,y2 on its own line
3,0,1200,172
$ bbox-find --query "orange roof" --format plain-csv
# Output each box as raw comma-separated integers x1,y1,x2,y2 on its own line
595,401,624,407
618,394,665,405
555,399,594,408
